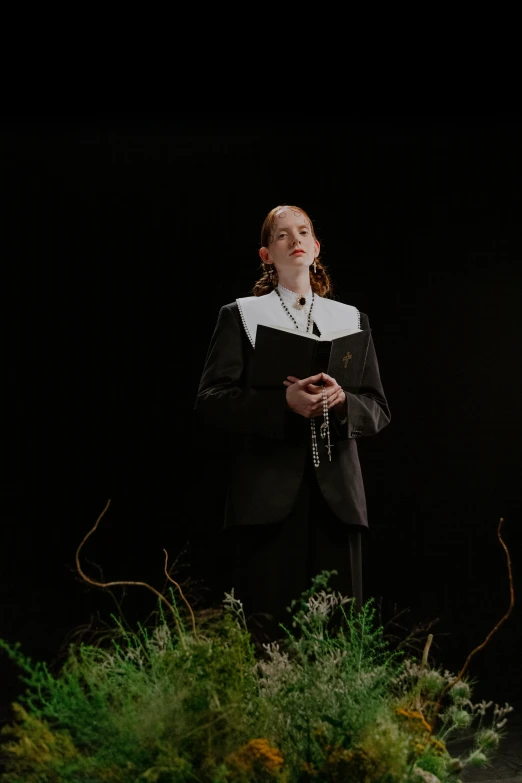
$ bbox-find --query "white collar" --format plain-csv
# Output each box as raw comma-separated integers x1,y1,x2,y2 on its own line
236,289,361,347
277,283,312,304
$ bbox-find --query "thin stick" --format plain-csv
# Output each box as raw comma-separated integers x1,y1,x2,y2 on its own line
415,633,435,715
163,548,198,638
429,517,514,728
421,633,433,670
75,499,187,648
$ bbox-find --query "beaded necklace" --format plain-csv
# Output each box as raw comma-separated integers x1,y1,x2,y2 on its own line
275,286,332,467
274,286,315,332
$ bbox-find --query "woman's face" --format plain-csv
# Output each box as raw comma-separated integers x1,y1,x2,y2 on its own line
259,207,320,276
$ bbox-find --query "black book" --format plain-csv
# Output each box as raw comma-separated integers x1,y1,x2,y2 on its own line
251,324,371,390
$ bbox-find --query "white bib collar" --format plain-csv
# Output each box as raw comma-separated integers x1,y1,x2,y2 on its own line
236,289,361,347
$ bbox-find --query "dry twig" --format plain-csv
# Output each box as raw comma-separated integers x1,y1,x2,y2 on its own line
421,633,433,670
75,499,191,648
429,517,514,729
163,548,198,637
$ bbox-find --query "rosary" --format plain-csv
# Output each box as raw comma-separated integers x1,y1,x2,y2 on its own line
311,386,333,467
275,287,332,467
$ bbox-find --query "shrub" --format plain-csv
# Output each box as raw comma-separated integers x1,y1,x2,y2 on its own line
0,571,513,782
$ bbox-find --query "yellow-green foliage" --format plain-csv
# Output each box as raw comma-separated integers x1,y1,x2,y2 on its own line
1,703,79,782
225,738,285,782
0,574,513,782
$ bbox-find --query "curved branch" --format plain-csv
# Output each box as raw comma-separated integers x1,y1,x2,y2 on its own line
163,549,198,638
75,499,187,648
429,517,514,728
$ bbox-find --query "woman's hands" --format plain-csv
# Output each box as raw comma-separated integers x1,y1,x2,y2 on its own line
284,372,346,419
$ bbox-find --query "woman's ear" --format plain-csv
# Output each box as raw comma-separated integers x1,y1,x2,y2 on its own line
259,247,270,264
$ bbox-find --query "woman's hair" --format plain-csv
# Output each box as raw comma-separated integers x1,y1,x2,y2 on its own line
252,204,333,297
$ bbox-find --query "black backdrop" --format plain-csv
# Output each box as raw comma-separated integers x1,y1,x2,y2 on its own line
2,113,521,712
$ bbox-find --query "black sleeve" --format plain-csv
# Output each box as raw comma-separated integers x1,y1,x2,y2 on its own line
331,312,391,440
194,304,291,440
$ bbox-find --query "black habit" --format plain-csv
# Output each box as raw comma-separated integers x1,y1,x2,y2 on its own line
194,300,390,639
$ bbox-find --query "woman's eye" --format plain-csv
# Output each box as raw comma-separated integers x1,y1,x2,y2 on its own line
300,230,309,235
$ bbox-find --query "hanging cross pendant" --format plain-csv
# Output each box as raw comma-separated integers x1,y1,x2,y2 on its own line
320,423,333,459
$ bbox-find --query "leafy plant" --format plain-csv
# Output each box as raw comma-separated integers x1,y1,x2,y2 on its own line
0,512,514,782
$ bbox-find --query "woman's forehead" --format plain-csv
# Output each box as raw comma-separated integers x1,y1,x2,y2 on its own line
273,208,309,228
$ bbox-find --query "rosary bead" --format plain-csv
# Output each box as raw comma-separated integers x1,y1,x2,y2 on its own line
275,286,330,466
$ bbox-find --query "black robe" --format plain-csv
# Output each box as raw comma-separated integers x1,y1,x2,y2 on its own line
194,301,390,639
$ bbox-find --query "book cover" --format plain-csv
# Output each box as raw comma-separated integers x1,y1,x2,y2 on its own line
251,324,371,390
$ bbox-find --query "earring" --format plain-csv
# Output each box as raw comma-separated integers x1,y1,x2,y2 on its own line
313,259,317,273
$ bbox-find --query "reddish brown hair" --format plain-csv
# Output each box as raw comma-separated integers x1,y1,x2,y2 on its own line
252,204,333,297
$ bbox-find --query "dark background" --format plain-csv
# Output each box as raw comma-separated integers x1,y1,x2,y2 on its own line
2,113,521,714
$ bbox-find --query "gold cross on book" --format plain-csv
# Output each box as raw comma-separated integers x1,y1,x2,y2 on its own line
342,351,352,368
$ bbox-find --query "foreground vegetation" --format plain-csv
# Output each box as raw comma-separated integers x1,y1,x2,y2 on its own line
0,513,514,782
0,578,513,782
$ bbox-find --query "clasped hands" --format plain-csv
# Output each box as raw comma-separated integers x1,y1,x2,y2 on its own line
284,372,346,419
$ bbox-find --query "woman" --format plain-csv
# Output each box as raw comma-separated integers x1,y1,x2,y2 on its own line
194,205,390,641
